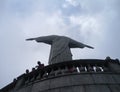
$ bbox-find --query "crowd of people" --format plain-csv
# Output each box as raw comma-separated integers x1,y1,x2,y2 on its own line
25,61,44,74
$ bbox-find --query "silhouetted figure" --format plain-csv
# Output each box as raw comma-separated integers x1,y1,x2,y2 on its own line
26,69,29,74
26,35,94,64
32,68,35,72
36,61,44,70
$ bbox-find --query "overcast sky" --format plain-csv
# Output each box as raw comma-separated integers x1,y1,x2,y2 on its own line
0,0,120,89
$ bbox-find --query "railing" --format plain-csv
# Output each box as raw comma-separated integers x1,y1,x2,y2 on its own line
23,59,112,84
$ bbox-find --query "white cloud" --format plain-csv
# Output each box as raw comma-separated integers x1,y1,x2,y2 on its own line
65,0,79,7
20,12,67,37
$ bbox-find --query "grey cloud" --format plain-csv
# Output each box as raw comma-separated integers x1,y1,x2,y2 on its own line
0,0,120,89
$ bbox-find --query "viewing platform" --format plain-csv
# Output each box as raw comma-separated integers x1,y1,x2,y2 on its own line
1,57,120,92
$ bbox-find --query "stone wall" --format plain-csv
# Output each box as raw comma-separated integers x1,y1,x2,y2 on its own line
1,58,120,92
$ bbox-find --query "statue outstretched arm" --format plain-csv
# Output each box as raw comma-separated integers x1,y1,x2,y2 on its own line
26,35,55,44
69,39,94,49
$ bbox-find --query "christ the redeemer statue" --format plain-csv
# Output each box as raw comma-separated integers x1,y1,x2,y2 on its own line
26,35,94,65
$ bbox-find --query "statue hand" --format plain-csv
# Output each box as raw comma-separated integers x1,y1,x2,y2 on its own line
85,45,94,49
26,38,36,41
